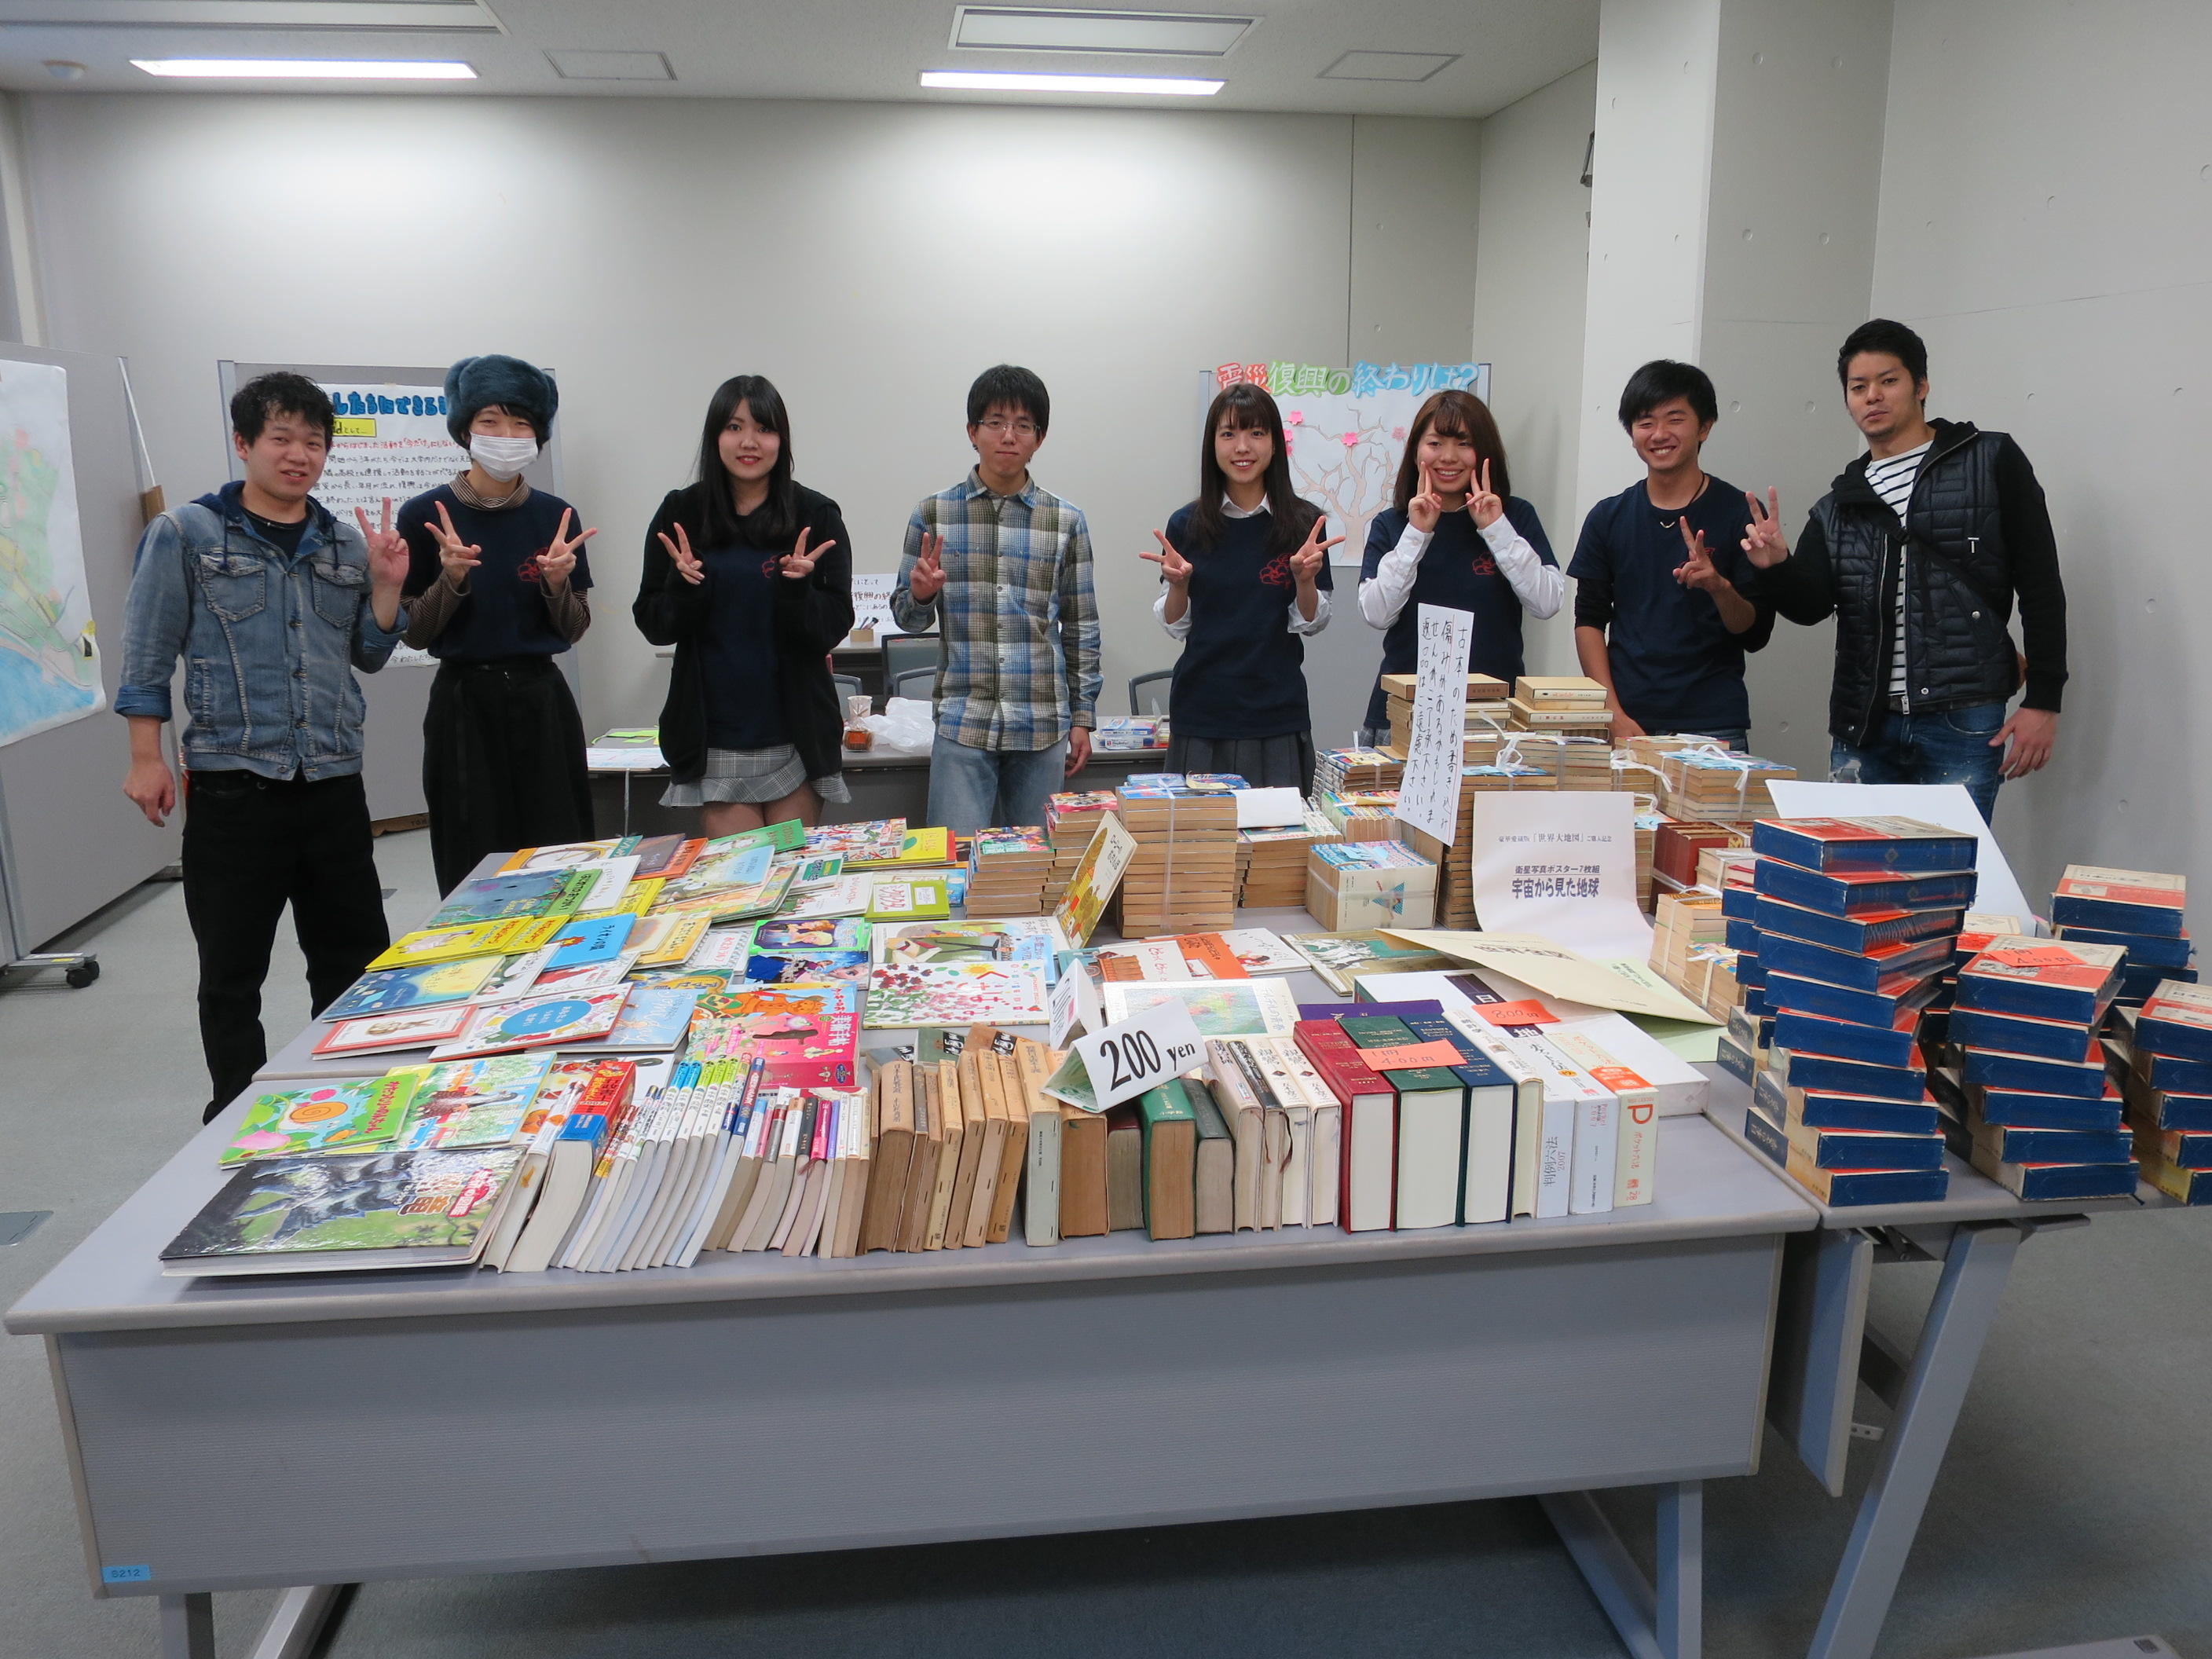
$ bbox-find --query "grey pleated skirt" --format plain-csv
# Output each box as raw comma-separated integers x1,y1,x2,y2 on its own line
660,745,851,808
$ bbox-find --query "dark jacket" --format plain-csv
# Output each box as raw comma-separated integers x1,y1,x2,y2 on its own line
1759,419,2067,745
632,482,855,785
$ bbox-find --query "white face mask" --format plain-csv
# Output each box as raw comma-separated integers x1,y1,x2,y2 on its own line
468,433,538,482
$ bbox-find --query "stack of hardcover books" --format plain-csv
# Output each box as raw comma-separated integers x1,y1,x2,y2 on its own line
2050,865,2197,1008
1947,933,2136,1200
2118,981,2212,1205
1739,816,1978,1206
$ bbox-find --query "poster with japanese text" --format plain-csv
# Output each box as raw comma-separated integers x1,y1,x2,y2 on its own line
1393,604,1474,846
1468,791,1652,959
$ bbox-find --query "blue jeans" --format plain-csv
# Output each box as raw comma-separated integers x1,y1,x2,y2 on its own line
926,734,1068,833
1830,701,2005,823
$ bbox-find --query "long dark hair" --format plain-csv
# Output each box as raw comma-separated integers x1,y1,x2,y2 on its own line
1392,389,1512,510
696,375,798,547
1190,383,1319,555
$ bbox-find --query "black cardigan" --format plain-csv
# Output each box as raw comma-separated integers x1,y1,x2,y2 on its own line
632,481,855,785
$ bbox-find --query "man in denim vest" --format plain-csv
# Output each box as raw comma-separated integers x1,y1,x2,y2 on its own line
117,372,412,1121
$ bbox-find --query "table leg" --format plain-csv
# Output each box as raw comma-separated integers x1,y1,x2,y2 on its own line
1542,1480,1703,1659
247,1584,350,1659
1804,1220,2024,1659
158,1593,213,1659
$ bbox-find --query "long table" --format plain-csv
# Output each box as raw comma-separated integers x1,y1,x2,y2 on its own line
5,892,1818,1659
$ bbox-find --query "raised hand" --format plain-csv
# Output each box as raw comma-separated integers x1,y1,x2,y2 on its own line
1675,519,1728,594
1139,529,1193,586
1466,457,1504,530
536,507,598,592
780,526,836,581
1408,463,1445,533
423,500,482,586
355,497,411,590
1290,516,1342,584
909,530,947,602
657,521,705,587
1740,487,1789,568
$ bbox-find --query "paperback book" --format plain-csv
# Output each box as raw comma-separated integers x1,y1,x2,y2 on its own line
322,956,505,1020
218,1074,423,1166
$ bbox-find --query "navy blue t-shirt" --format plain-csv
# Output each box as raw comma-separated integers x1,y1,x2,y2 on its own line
1567,477,1775,733
700,512,793,751
1360,496,1555,728
1162,503,1334,741
398,485,593,662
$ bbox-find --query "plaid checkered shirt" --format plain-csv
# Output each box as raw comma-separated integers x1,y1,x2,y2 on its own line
890,470,1101,752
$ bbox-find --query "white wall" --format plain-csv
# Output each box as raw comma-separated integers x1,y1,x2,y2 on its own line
20,93,1480,741
1470,60,1599,677
1870,0,2212,899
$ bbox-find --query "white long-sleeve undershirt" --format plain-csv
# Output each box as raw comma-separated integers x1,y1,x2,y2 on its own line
1357,511,1564,629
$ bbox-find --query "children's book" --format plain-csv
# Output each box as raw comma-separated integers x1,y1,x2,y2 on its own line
432,988,632,1060
630,834,707,879
873,917,1063,971
654,867,796,922
785,853,846,888
427,869,594,928
598,986,700,1050
522,950,642,998
745,949,873,987
312,1005,474,1058
690,985,862,1088
804,818,908,865
218,1073,423,1166
544,914,638,969
365,918,544,972
866,877,953,922
863,961,1052,1029
463,947,556,1007
323,955,504,1020
1283,930,1459,995
400,1054,557,1149
1102,978,1300,1038
160,1147,526,1276
628,913,712,968
780,873,872,920
498,839,624,873
756,916,871,951
1218,928,1307,976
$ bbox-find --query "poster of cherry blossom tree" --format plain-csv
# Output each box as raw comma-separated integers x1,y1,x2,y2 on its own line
1197,360,1491,565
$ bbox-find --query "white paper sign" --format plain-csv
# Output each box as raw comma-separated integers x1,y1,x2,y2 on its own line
1048,969,1082,1048
1071,1000,1207,1112
1234,786,1306,829
1393,603,1475,844
843,573,931,645
1765,781,2038,931
1468,792,1654,959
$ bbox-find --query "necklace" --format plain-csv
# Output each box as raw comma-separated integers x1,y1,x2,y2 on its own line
1651,471,1710,529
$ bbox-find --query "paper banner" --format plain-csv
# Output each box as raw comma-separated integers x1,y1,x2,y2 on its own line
1381,929,1718,1024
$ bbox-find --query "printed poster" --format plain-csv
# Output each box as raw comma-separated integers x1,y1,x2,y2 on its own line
0,359,100,747
1467,792,1653,960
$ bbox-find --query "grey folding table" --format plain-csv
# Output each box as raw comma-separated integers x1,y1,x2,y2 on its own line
1701,1065,2168,1659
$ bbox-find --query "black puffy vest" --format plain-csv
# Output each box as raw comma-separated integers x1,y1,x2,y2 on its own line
1811,421,2021,745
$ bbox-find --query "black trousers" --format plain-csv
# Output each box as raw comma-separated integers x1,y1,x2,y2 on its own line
424,657,595,895
180,770,391,1122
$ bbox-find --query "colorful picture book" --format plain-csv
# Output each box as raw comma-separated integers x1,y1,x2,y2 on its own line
544,914,638,969
745,949,873,986
1101,977,1301,1038
873,917,1061,970
160,1147,526,1276
499,839,624,873
690,985,862,1088
866,877,953,922
427,868,593,928
312,1004,474,1058
366,917,552,972
756,916,871,951
433,988,632,1059
1284,930,1461,995
863,961,1051,1029
322,955,505,1020
218,1074,422,1166
599,986,701,1050
401,1054,555,1150
780,873,872,920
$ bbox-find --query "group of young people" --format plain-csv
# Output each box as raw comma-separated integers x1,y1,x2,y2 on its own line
115,320,2066,1117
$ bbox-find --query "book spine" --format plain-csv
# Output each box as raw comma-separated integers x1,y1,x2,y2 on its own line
1568,1086,1617,1214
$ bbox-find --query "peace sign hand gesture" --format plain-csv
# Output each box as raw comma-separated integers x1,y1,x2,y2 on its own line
909,530,947,602
1139,529,1192,587
421,500,482,587
1740,487,1789,568
353,497,410,591
1290,517,1342,585
536,507,598,592
657,521,706,587
1467,458,1504,531
1675,519,1727,595
780,526,837,580
1408,463,1446,533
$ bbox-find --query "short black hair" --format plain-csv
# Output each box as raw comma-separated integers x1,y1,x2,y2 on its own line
1837,319,1928,388
231,372,335,446
966,364,1049,435
1618,359,1718,430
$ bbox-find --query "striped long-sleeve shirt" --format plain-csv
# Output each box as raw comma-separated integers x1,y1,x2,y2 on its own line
890,470,1101,751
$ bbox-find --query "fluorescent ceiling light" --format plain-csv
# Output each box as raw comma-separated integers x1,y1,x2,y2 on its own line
3,2,496,27
131,57,476,77
950,6,1253,57
919,69,1220,95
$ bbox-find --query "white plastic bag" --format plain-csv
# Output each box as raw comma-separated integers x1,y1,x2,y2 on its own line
851,695,936,757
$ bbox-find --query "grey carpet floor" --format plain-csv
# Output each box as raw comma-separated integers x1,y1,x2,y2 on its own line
2,830,2207,1659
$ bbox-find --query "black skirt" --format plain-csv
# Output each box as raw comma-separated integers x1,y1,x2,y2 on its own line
423,657,595,893
1165,730,1316,793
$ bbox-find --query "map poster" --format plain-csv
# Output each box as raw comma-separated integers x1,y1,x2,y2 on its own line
0,358,100,748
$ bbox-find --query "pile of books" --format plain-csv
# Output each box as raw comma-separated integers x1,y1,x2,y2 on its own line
1656,749,1798,822
2051,865,2197,1008
1376,670,1511,757
2118,982,2212,1205
1314,788,1402,842
1651,888,1728,998
1507,676,1611,739
1635,806,1668,910
1043,789,1119,910
1947,932,2137,1200
1237,810,1340,909
965,827,1053,917
1737,816,1979,1207
1653,819,1746,896
1551,735,1615,790
1116,776,1240,935
1305,839,1437,931
1093,714,1165,751
1313,747,1401,793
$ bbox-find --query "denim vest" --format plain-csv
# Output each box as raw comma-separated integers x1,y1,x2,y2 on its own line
115,482,406,780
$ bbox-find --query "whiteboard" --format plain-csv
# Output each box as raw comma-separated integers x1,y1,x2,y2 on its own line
218,361,569,822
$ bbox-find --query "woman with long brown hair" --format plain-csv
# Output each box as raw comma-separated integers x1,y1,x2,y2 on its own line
1357,389,1562,735
1141,381,1339,790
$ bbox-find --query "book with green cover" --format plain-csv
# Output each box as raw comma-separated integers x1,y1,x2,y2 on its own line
867,877,953,923
1181,1075,1235,1235
218,1073,423,1166
1337,1014,1419,1049
1135,1080,1198,1240
400,1054,555,1150
160,1146,525,1276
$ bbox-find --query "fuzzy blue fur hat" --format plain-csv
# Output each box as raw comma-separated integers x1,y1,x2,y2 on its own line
444,354,558,447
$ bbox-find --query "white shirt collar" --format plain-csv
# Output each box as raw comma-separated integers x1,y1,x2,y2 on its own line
1221,493,1271,519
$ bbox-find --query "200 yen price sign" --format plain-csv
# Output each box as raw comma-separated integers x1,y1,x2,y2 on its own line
1071,1000,1207,1111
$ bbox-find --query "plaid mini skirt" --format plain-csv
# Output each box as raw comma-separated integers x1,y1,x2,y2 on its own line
660,745,851,807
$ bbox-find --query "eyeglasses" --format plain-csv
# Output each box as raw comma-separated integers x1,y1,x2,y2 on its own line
976,418,1038,438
